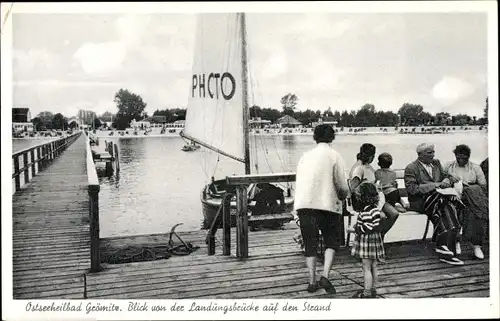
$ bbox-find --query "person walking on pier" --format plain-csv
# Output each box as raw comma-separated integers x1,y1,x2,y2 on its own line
294,124,350,294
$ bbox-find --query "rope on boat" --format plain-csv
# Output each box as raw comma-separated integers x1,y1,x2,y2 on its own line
101,224,200,264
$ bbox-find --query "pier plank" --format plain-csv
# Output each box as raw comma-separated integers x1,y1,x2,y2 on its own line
82,228,490,299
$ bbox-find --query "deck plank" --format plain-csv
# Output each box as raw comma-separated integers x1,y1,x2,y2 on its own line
84,228,490,299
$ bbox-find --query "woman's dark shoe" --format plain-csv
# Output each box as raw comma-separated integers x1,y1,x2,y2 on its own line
306,282,319,293
319,276,336,294
371,289,377,298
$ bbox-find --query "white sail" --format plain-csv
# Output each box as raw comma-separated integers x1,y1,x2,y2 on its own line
182,13,245,163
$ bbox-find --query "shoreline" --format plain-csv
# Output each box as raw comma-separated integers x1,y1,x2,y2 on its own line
90,129,486,139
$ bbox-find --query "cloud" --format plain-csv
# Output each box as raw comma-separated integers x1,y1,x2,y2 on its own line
114,15,151,46
73,42,126,76
431,76,475,106
13,48,56,79
259,49,288,80
289,15,356,40
15,79,119,87
72,15,151,76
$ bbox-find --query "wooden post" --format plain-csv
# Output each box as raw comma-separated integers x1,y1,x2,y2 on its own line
30,149,36,177
23,152,29,185
105,141,114,175
36,147,41,172
43,145,48,168
89,184,101,272
236,186,248,258
39,146,44,170
207,233,215,256
13,156,20,191
114,144,120,173
222,193,232,256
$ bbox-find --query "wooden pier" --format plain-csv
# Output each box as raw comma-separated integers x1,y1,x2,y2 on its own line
12,132,91,299
10,133,491,300
86,227,489,299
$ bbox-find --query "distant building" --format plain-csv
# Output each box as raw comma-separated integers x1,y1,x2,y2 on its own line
77,109,96,127
275,115,302,128
12,122,34,133
312,116,338,128
12,108,31,122
130,119,151,130
144,115,167,128
249,117,271,129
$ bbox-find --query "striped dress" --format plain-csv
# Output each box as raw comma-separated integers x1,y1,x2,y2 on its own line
351,205,385,260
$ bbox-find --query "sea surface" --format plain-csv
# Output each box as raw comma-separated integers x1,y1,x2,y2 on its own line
85,131,488,238
12,138,56,153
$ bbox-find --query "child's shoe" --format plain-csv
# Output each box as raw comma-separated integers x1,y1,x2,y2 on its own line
394,202,407,213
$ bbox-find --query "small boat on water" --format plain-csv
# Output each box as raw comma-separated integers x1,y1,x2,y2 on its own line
181,142,200,152
180,13,294,229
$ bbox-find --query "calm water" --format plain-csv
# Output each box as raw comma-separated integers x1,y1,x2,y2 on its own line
12,138,56,153
97,132,488,237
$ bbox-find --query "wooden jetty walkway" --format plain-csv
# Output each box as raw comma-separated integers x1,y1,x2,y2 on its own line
87,227,489,299
11,133,490,300
12,132,91,299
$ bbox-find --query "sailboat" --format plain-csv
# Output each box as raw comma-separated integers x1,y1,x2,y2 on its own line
180,13,294,229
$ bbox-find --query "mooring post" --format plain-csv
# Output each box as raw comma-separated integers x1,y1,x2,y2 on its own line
236,185,249,259
89,184,101,272
114,144,120,173
222,193,232,256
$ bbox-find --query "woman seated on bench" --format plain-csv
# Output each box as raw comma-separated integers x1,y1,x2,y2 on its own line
444,144,488,260
349,143,400,240
404,143,463,265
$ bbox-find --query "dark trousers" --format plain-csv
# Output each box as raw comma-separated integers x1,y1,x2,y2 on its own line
435,230,458,254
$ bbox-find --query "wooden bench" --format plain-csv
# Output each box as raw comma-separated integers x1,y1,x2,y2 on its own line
345,169,431,245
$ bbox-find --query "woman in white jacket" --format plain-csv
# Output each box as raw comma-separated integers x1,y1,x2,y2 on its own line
294,124,350,294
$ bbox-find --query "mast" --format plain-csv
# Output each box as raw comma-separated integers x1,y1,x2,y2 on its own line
240,12,251,175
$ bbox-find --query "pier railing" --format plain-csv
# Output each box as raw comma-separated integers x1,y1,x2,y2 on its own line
225,173,297,259
12,131,81,193
85,133,102,272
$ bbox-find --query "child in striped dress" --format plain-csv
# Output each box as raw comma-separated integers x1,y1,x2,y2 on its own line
347,182,385,298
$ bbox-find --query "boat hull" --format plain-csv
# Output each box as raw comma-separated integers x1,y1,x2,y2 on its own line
200,182,294,230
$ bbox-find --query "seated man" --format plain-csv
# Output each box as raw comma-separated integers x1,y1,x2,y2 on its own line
404,143,463,265
251,183,285,230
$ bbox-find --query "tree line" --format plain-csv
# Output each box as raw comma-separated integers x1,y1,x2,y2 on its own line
152,99,489,128
31,111,102,131
26,90,489,131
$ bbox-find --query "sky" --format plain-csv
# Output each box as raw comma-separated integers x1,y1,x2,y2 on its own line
8,6,490,119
